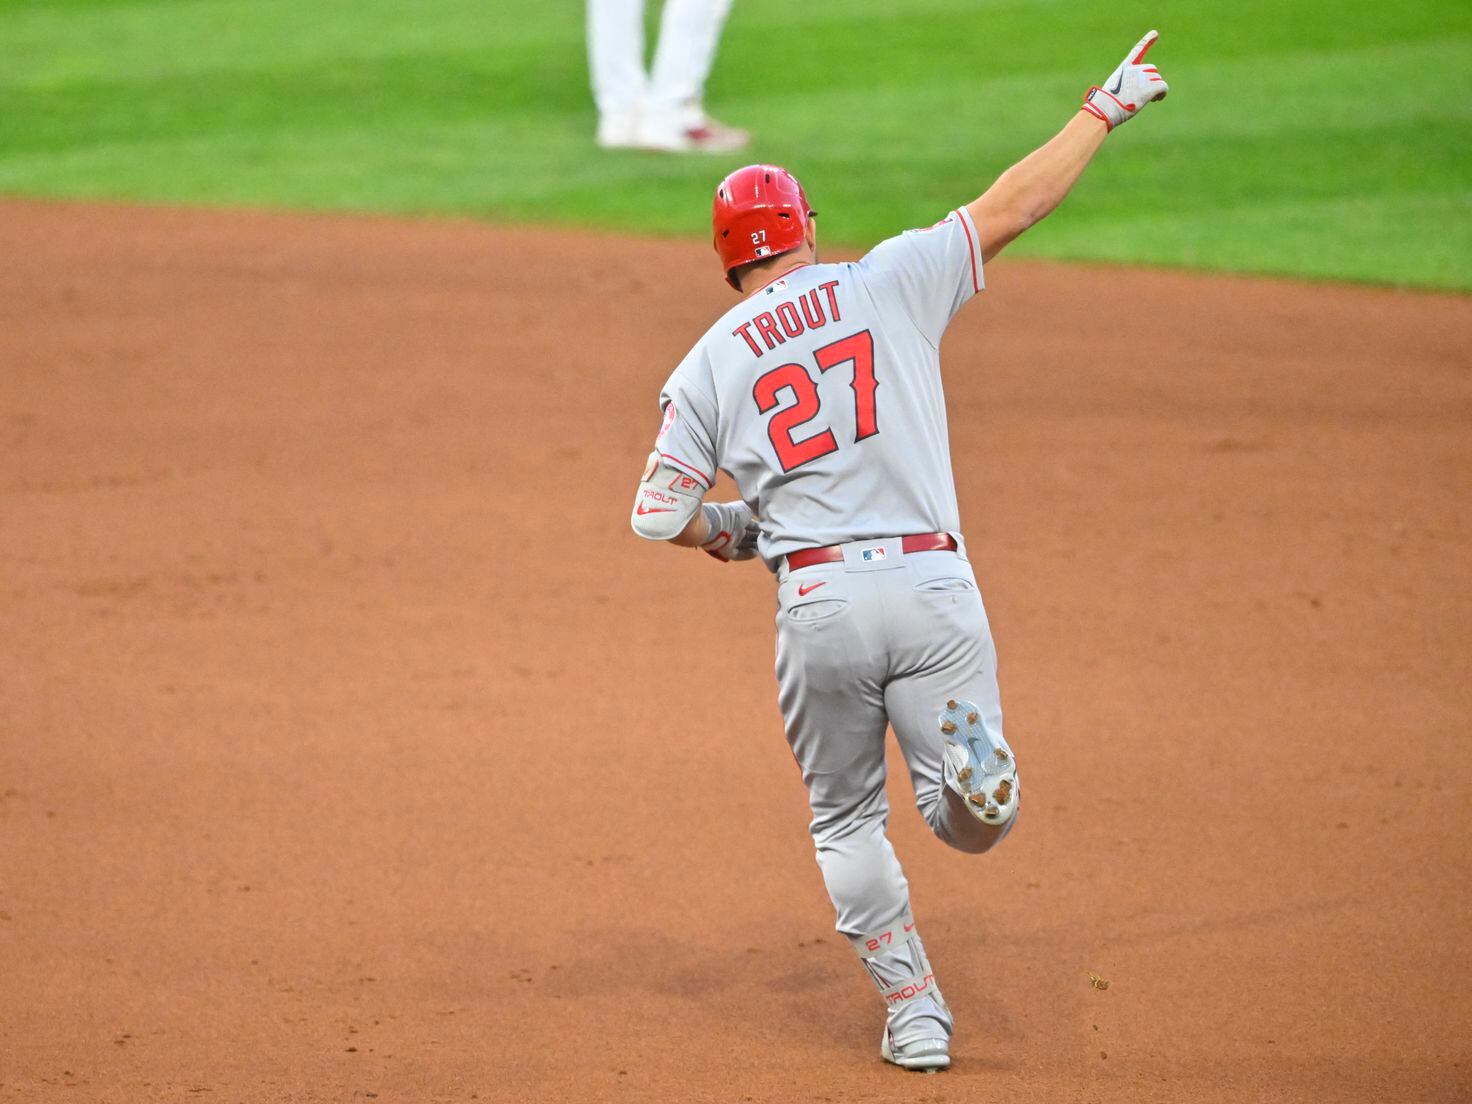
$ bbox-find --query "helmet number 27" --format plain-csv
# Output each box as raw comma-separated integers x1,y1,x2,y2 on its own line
753,330,877,473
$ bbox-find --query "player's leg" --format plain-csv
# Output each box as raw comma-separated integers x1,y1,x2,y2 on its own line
586,0,647,147
777,570,900,935
883,552,1020,854
777,567,952,1070
642,0,748,151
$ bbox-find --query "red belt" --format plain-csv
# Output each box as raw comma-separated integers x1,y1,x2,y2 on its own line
785,532,957,571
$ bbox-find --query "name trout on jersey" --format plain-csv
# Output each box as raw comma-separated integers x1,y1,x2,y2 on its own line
731,279,842,357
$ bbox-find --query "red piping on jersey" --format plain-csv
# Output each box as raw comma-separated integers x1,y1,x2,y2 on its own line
745,262,812,300
956,209,981,293
659,451,713,487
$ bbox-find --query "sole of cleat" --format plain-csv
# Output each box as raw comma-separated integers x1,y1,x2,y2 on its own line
938,698,1018,826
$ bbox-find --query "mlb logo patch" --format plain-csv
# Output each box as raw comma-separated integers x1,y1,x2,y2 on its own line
861,546,887,563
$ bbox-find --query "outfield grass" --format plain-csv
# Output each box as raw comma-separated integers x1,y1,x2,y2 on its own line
2,0,1469,289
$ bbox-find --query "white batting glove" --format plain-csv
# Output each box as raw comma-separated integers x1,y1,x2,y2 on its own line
700,501,760,562
1081,30,1169,131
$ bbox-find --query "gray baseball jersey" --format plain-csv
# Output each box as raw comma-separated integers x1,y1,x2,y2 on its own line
651,207,984,568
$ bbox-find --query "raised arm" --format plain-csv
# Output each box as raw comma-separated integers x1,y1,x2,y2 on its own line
969,30,1168,263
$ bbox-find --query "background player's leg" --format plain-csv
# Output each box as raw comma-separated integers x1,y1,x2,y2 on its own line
585,0,647,147
883,554,1020,854
776,569,952,1062
642,0,747,150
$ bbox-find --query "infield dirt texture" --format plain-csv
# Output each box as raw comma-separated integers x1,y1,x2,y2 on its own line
2,199,1468,1102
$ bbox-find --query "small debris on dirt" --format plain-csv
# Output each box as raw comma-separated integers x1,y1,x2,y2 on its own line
1100,1050,1108,1060
1089,973,1110,991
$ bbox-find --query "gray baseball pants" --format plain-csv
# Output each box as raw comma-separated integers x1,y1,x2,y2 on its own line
774,541,1018,940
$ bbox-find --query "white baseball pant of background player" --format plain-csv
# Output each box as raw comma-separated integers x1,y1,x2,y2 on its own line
630,31,1169,1072
587,0,749,151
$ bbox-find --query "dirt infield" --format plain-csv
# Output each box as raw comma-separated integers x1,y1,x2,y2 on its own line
1,198,1468,1103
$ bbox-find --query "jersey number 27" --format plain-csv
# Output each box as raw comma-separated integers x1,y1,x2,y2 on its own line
753,330,877,473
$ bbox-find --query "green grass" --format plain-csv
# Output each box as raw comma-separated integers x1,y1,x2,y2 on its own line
2,0,1470,289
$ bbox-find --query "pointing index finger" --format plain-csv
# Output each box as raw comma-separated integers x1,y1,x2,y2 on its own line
1130,29,1160,64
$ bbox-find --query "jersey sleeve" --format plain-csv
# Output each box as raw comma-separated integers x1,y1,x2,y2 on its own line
855,206,984,347
653,351,719,489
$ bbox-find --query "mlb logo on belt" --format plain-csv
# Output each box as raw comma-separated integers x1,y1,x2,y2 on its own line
861,547,887,562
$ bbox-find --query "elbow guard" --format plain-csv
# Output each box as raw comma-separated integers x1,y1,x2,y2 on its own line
631,451,705,540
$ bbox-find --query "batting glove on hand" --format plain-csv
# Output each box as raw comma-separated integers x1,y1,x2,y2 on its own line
1081,30,1168,131
700,501,760,562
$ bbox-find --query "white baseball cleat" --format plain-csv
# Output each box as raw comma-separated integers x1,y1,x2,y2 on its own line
635,115,750,153
881,1025,951,1072
852,916,953,1074
595,111,641,149
939,698,1018,826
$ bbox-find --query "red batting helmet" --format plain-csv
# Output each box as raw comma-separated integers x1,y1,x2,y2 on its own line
712,164,816,290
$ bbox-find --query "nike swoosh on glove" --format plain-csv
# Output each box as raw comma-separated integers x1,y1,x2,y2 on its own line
1081,30,1169,131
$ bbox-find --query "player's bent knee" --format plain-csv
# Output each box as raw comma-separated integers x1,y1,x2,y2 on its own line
926,781,1019,853
948,809,1017,854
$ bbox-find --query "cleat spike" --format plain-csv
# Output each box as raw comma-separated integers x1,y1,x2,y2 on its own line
967,711,978,724
940,721,957,735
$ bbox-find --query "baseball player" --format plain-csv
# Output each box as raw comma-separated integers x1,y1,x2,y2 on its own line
630,33,1169,1070
587,0,748,152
